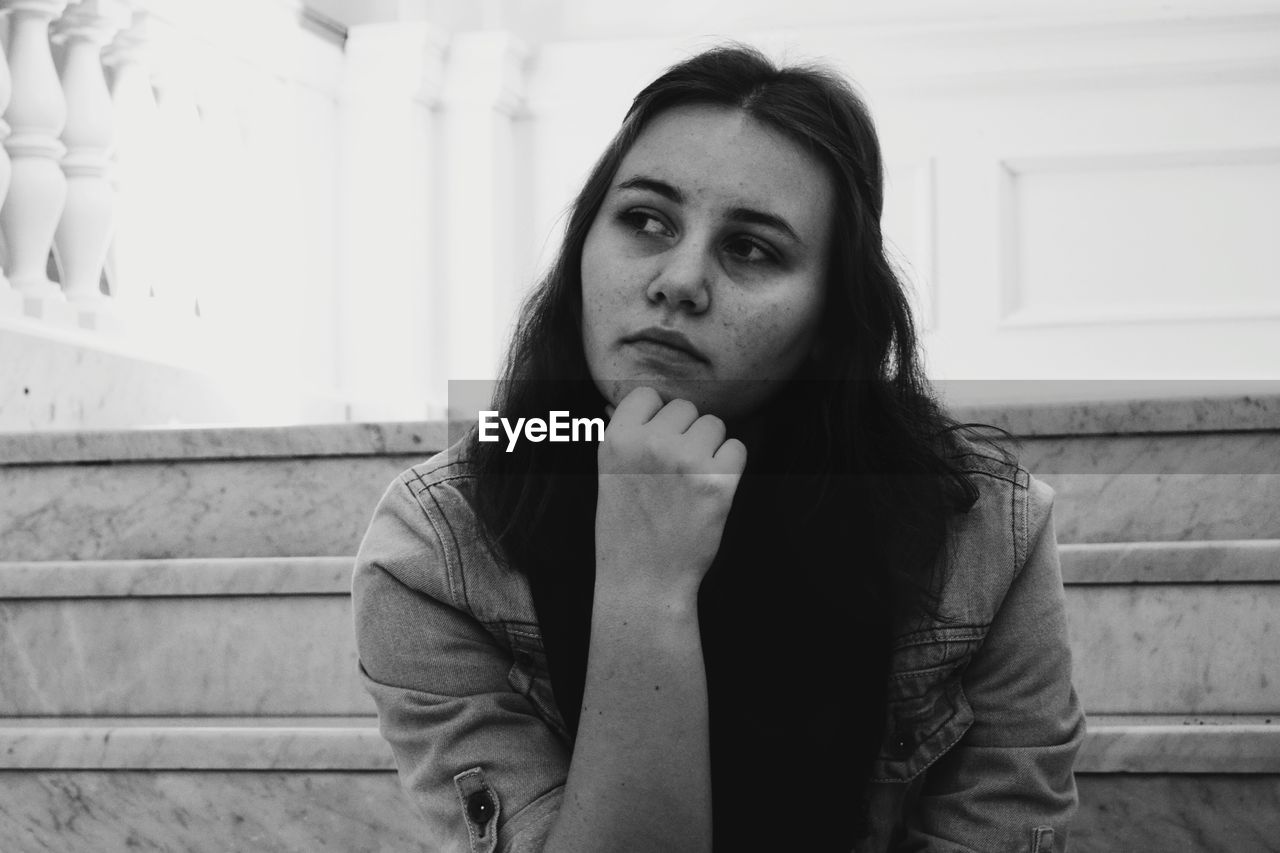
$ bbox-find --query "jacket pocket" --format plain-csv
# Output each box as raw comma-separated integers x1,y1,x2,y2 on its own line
454,767,501,853
503,624,570,742
872,626,983,782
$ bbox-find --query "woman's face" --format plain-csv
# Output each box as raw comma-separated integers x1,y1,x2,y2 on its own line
580,103,835,421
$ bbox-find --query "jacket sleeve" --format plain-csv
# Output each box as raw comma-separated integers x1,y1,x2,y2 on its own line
903,476,1086,853
351,473,569,853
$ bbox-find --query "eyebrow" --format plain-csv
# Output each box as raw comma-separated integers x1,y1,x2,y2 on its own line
615,176,805,246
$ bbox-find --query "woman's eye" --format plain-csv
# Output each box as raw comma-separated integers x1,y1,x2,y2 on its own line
619,210,672,238
723,236,777,265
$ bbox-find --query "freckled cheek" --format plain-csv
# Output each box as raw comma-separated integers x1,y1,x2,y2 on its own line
718,320,784,379
582,260,633,315
722,300,813,374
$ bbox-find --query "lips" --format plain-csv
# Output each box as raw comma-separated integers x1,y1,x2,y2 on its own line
622,327,708,363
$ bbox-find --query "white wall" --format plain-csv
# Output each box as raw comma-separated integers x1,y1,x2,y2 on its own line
501,5,1280,402
334,1,1280,416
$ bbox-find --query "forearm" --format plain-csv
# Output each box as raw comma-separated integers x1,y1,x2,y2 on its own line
542,587,712,853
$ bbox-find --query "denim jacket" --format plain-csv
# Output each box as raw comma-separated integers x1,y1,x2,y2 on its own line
352,445,1085,853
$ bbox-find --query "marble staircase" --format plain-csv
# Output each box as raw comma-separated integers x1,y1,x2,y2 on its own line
1,399,1278,851
0,424,436,852
971,395,1280,851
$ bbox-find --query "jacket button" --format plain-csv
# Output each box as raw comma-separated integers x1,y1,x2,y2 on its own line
466,789,494,826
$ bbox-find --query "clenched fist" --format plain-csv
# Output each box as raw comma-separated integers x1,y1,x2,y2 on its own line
595,386,747,607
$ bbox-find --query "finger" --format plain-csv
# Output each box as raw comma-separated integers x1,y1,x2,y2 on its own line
683,413,727,454
604,404,616,420
711,437,748,475
612,386,664,426
648,398,700,434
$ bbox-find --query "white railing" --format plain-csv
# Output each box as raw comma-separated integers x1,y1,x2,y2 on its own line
0,0,345,391
0,1,532,427
3,0,149,324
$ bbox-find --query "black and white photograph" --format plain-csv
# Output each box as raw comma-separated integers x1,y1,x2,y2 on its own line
1,1,1278,850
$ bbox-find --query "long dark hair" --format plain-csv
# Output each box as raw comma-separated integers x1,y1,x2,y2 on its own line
470,44,993,622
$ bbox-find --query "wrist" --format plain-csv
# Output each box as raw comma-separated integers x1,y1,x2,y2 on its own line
591,566,702,622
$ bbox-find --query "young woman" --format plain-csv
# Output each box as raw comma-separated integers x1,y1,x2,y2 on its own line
353,45,1084,852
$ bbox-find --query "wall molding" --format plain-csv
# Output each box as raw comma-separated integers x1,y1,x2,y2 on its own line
998,146,1280,328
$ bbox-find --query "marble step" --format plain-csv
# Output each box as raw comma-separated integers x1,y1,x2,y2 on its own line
0,422,450,563
1,414,1278,562
1062,539,1280,715
0,453,431,561
2,545,1278,717
1012,427,1280,543
0,771,422,853
0,716,393,771
0,557,375,717
0,714,1273,773
5,770,1258,853
1076,714,1280,773
0,716,1275,853
1060,539,1280,583
1074,774,1280,853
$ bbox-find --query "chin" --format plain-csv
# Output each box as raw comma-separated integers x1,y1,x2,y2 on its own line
595,376,687,407
593,375,775,422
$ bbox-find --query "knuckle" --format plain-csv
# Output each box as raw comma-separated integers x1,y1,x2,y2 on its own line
681,448,708,473
637,386,662,406
668,398,698,417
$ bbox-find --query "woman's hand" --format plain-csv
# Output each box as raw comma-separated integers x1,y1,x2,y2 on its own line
595,386,747,607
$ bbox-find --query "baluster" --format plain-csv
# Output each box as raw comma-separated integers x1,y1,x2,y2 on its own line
52,0,128,325
0,0,69,322
0,7,16,313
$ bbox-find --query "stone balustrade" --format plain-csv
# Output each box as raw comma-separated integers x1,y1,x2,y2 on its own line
0,3,536,427
0,0,351,406
0,0,282,336
0,0,122,326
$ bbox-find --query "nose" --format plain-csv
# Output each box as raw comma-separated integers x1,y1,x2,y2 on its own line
645,239,711,314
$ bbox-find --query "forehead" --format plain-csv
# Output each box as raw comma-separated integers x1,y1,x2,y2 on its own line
616,104,834,232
